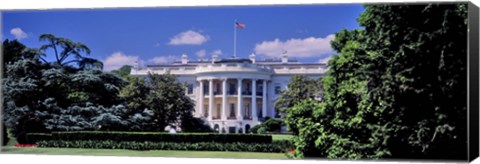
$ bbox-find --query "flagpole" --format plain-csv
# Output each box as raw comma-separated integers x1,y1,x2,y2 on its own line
233,19,237,58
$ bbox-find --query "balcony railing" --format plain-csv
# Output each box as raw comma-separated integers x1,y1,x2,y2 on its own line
243,116,252,120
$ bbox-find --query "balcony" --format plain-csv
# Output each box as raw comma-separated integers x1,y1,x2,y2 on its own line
243,116,252,120
227,116,237,120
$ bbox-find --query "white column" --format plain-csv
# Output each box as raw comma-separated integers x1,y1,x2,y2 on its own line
222,78,227,120
237,78,243,120
262,80,267,119
251,79,257,121
209,79,213,121
199,80,204,117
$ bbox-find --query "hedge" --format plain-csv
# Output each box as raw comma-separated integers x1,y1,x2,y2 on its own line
36,140,290,153
26,131,272,144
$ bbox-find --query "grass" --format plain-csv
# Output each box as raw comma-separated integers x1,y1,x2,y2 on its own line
1,130,287,159
272,134,293,141
1,147,287,159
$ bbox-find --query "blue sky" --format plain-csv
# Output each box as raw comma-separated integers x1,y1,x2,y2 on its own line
2,4,365,71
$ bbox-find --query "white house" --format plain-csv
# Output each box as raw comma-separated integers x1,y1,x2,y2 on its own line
130,53,327,133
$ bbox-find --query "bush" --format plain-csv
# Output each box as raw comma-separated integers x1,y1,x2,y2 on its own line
272,140,294,149
249,118,284,134
2,123,9,146
249,124,262,134
180,117,213,133
26,133,53,144
257,127,267,134
263,118,283,132
27,131,272,144
15,113,49,144
36,140,289,152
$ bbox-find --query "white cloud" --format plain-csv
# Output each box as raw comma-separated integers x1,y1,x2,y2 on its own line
148,55,176,64
211,49,222,57
10,27,28,40
196,49,207,59
168,30,209,45
254,34,335,59
103,52,140,71
318,56,332,64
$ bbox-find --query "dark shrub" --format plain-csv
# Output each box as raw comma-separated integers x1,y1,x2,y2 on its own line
249,124,262,134
263,118,283,132
37,140,288,153
15,113,49,144
27,131,272,144
180,117,213,132
2,123,9,146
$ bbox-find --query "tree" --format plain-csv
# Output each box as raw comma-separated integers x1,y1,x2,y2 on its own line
120,75,150,114
2,37,129,140
274,75,322,134
2,39,43,67
111,65,133,79
289,3,468,160
39,34,103,70
143,72,195,131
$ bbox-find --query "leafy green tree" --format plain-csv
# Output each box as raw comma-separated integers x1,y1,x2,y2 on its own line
111,65,133,79
143,72,195,131
288,3,468,160
2,37,128,139
274,75,322,134
248,118,284,134
39,34,103,70
2,39,44,67
120,76,149,113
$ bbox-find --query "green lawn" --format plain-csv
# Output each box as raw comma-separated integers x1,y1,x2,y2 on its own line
272,134,293,141
1,147,287,159
2,129,288,159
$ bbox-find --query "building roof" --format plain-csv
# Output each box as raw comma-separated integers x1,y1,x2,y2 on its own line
214,58,252,64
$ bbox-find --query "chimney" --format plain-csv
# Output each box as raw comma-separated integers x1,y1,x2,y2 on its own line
212,53,219,63
181,53,189,64
281,51,288,64
249,53,256,63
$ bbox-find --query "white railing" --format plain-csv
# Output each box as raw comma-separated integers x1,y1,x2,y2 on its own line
131,63,325,75
272,66,327,74
194,63,272,74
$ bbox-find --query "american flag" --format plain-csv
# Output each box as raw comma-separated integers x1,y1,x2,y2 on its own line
235,22,246,29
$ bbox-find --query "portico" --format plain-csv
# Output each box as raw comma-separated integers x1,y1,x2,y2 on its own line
197,78,268,122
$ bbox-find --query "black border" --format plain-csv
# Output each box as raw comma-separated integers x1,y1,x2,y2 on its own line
468,1,479,162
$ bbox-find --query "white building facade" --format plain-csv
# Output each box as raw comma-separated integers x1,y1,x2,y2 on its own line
130,53,327,133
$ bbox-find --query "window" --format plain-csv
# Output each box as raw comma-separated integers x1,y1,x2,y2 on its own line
245,103,250,117
275,83,281,94
230,103,235,117
187,84,193,94
229,83,236,95
215,83,220,94
203,105,209,117
204,84,209,95
257,104,262,117
216,104,221,118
